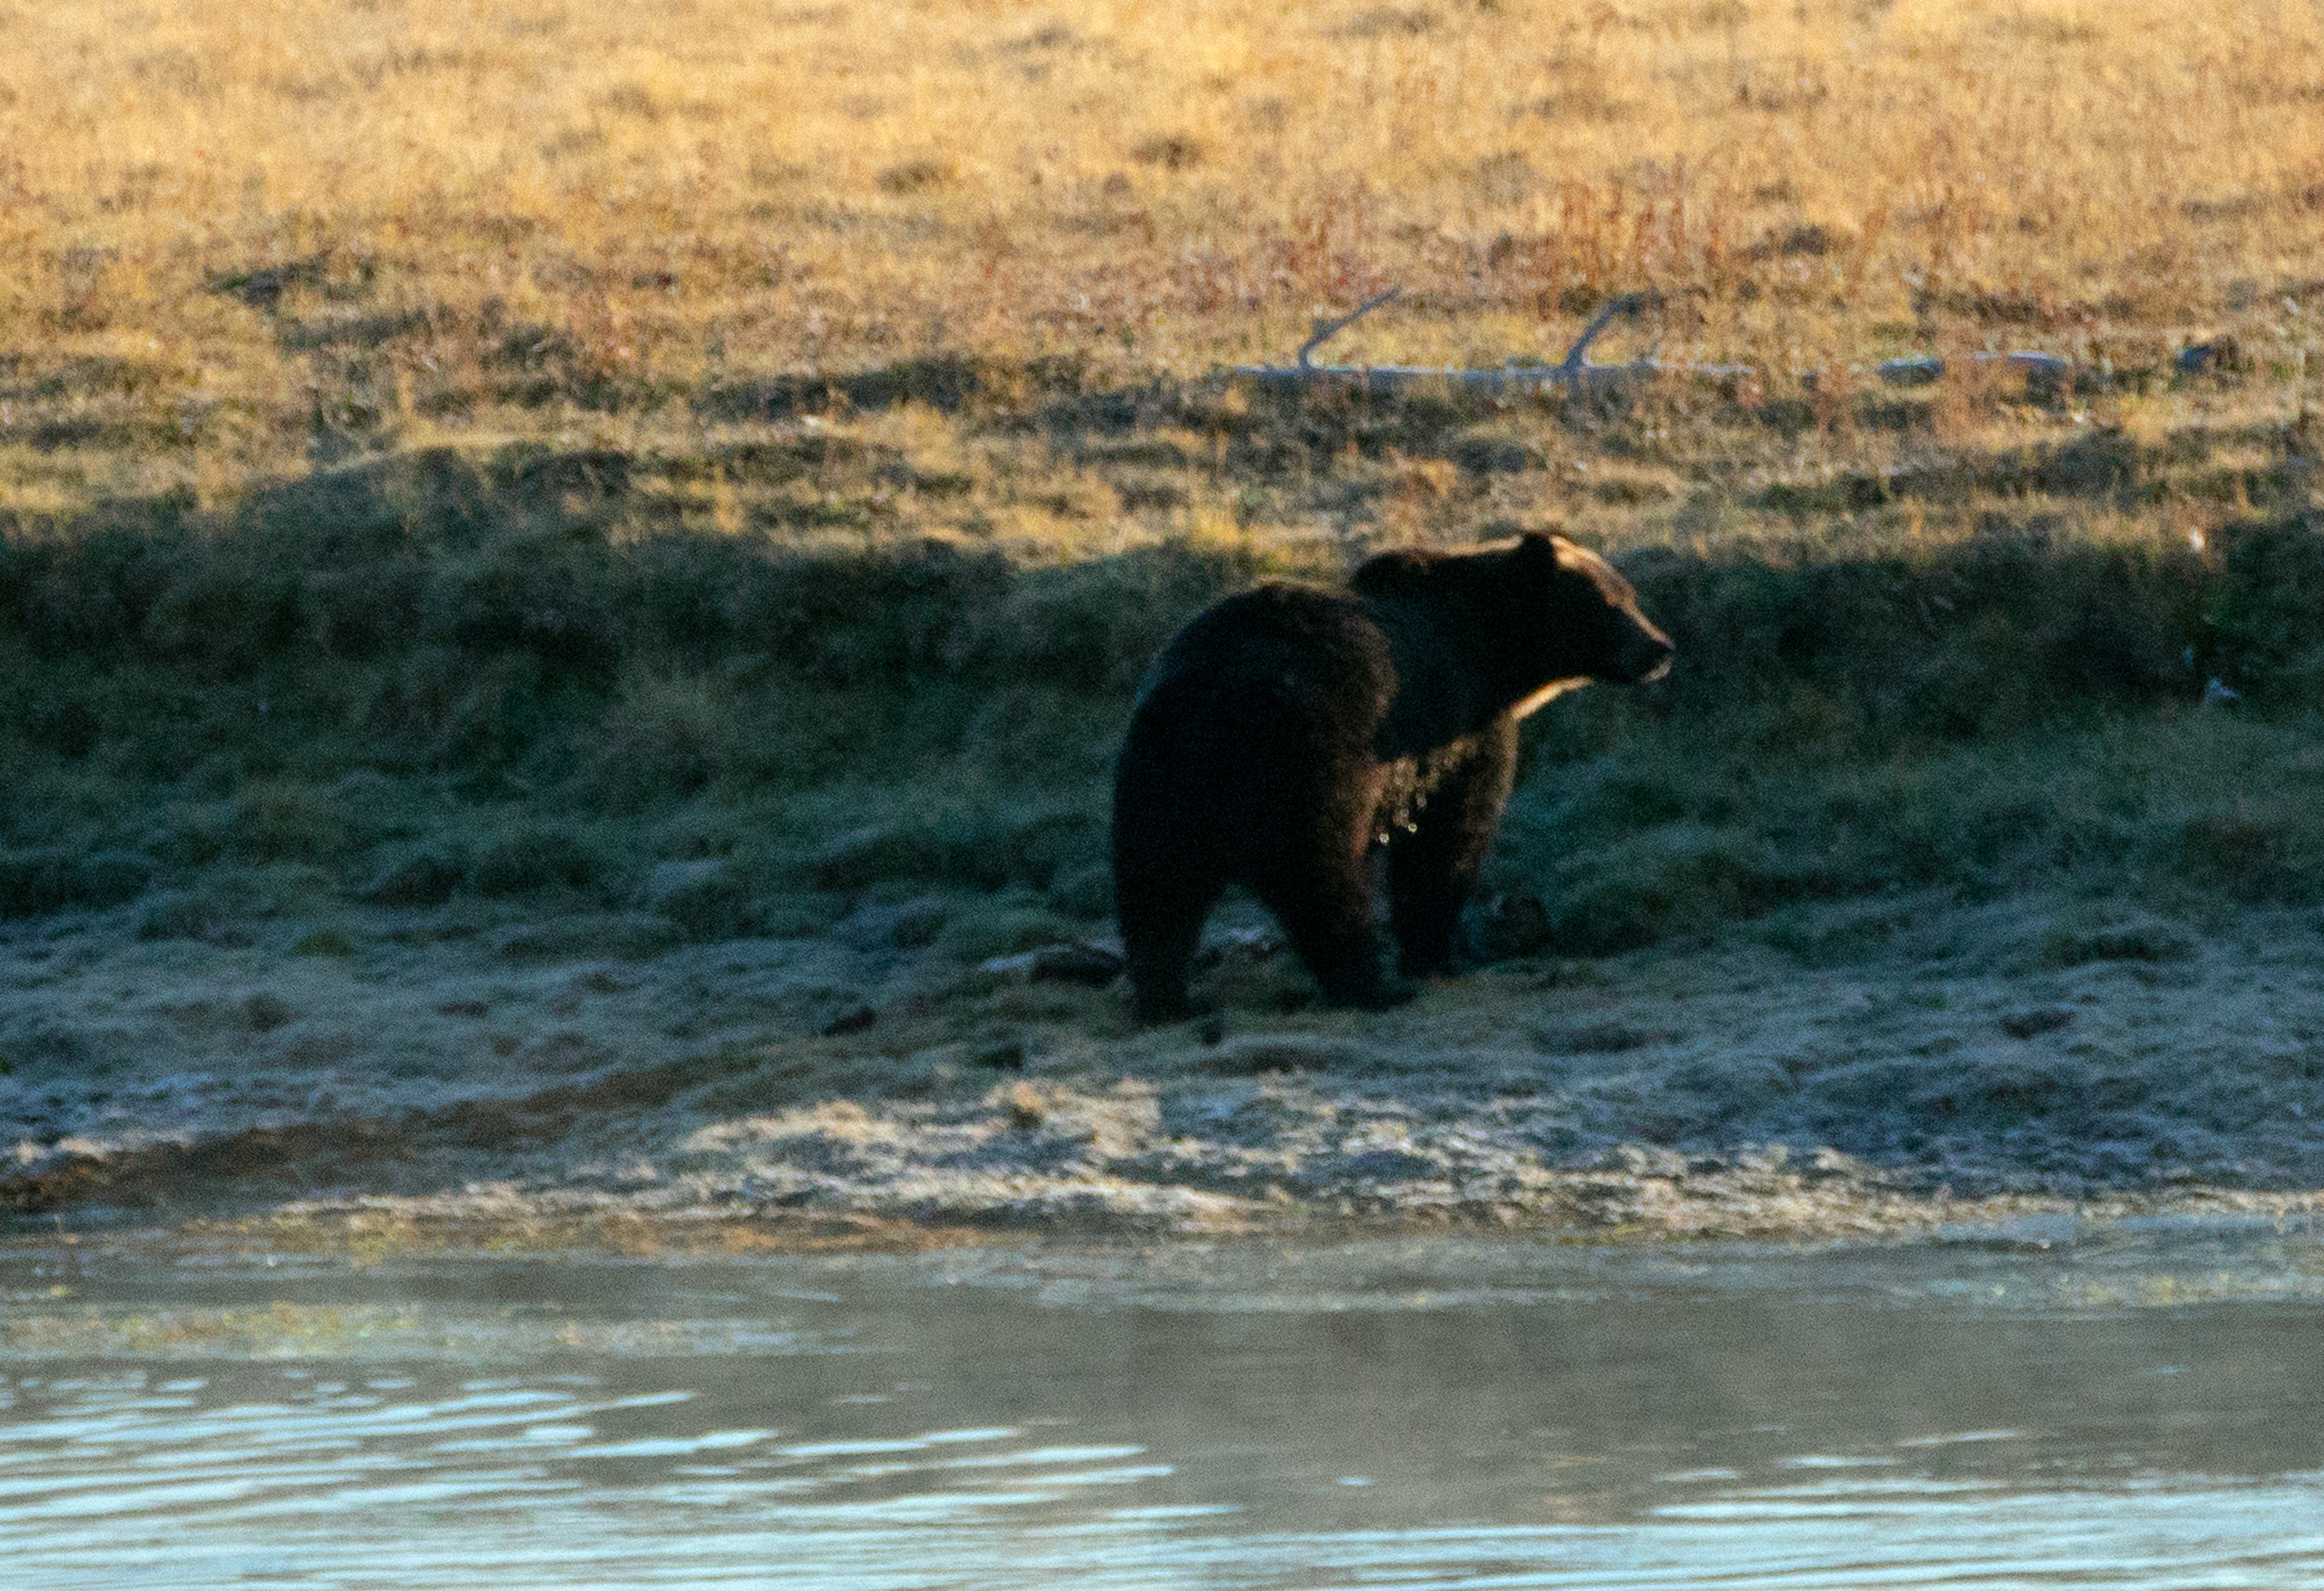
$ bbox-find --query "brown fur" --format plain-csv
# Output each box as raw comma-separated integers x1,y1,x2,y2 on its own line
1113,532,1672,1022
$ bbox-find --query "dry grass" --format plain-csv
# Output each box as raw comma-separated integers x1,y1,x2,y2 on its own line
4,0,2324,516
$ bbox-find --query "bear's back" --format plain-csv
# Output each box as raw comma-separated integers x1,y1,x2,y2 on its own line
1141,582,1390,706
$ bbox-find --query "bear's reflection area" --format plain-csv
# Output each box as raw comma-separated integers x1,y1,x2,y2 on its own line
2,1224,2321,1589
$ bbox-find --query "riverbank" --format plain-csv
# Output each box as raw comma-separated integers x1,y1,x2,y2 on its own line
8,882,2321,1252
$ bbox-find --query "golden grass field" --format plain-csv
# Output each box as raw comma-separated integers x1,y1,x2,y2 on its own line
5,0,2323,520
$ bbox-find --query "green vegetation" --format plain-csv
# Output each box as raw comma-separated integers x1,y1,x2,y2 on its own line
6,373,2324,965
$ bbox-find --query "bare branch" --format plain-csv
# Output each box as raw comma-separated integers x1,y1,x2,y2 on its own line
1296,287,1404,370
1231,285,2077,395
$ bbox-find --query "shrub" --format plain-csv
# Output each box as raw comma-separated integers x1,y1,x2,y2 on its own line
229,781,355,863
0,848,154,918
471,828,600,896
12,433,2324,952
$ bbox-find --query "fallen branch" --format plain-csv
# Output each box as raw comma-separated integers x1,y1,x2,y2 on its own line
1296,287,1405,370
1237,290,1728,395
1875,350,2071,386
1232,289,2087,395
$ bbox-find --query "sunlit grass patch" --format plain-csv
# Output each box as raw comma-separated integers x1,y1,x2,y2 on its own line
3,0,2322,518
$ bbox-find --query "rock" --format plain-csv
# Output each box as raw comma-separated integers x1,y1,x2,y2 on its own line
1536,1021,1672,1055
1803,1147,1871,1182
836,896,946,952
1471,891,1554,960
821,1003,877,1037
1338,1146,1441,1183
1197,1037,1351,1076
136,889,248,946
972,949,1043,981
1031,943,1126,986
1192,924,1281,968
1002,1081,1046,1130
647,860,756,943
361,854,464,908
1999,1005,2076,1040
289,929,357,958
972,939,1124,987
242,993,296,1033
888,898,948,949
2176,337,2244,375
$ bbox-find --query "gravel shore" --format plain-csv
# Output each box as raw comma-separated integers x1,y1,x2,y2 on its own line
7,889,2323,1249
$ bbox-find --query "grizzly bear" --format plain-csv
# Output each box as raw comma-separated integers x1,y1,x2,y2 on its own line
1112,532,1671,1023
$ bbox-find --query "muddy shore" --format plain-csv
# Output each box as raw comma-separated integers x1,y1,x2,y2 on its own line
6,885,2322,1253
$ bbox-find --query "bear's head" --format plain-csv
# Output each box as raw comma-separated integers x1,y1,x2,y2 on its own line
1519,530,1673,687
1350,531,1672,713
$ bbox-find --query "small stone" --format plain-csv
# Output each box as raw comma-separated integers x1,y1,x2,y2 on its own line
889,899,948,949
1193,925,1282,968
1030,943,1127,986
361,854,464,908
242,993,296,1033
1805,1147,1868,1181
1474,891,1554,960
1003,1081,1046,1130
1198,1037,1345,1076
1999,1005,2076,1040
821,1003,876,1037
289,929,357,958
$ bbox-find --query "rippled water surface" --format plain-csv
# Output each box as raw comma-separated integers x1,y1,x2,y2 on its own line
2,1219,2322,1588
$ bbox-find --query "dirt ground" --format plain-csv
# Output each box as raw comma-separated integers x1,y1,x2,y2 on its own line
5,887,2323,1253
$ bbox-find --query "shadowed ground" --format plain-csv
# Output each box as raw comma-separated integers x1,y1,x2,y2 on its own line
5,374,2324,1246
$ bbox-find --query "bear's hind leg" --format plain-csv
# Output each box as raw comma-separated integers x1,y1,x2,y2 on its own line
1248,854,1411,1011
1117,865,1220,1024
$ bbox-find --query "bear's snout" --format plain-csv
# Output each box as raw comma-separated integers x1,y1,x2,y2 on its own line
1618,617,1675,683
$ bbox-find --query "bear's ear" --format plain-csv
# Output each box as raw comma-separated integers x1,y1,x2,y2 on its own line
1516,530,1563,569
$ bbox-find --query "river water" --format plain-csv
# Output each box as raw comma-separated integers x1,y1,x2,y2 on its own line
1,1218,2319,1588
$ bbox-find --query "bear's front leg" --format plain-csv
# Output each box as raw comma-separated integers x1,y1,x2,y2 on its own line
1387,720,1520,978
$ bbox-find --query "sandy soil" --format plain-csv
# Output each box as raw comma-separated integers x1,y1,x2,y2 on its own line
5,888,2323,1250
